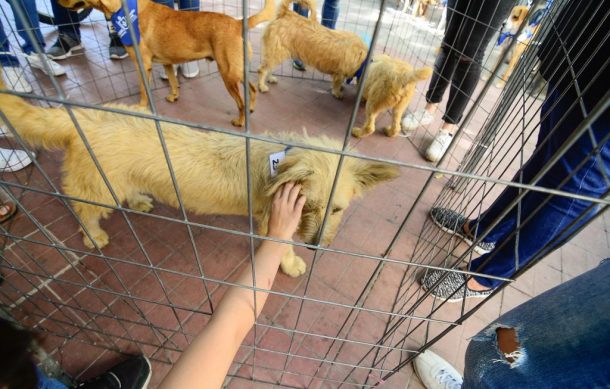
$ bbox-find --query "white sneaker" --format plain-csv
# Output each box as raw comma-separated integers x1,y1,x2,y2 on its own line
180,61,199,78
402,109,434,130
425,131,453,162
2,66,33,93
413,350,463,389
24,53,66,76
160,64,178,80
0,148,35,172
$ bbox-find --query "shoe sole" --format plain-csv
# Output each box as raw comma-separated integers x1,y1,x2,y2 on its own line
110,53,129,60
47,45,83,60
141,356,152,389
421,282,491,303
28,63,66,77
430,216,491,255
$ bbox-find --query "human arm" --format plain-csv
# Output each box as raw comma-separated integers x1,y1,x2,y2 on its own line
158,182,306,389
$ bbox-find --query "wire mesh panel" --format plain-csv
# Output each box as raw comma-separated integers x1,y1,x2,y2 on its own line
0,0,608,387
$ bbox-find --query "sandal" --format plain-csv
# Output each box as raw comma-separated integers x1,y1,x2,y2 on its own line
0,188,17,223
0,202,16,222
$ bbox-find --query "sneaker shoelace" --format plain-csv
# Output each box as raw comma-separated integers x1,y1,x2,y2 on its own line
436,369,462,389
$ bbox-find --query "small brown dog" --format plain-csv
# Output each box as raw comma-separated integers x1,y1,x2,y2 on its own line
258,0,368,99
352,55,432,138
58,0,274,127
0,90,399,277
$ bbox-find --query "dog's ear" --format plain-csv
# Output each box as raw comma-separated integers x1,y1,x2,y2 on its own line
351,160,400,194
265,154,314,196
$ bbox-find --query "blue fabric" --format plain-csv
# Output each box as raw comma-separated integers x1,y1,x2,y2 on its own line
293,0,339,29
154,0,200,11
50,0,81,41
0,18,20,66
469,85,609,289
36,367,68,389
111,0,141,46
463,260,610,388
2,0,45,55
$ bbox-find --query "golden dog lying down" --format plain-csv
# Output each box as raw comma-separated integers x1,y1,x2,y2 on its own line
0,93,399,277
352,55,432,138
258,0,368,99
58,0,275,127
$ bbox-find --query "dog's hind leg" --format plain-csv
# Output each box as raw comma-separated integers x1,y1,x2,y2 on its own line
385,93,413,137
74,202,112,249
352,101,380,138
127,193,154,213
331,74,345,99
164,64,180,103
248,81,257,113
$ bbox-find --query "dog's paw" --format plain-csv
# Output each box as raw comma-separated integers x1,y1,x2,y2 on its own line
268,75,278,84
258,84,269,93
129,195,154,213
352,127,372,138
383,126,400,138
231,118,244,127
165,94,179,103
281,255,307,278
332,90,344,100
83,230,109,249
495,80,506,88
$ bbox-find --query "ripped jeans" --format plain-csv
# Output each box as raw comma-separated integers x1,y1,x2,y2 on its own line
463,259,610,387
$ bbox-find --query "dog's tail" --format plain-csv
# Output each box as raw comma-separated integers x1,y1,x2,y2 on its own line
248,0,276,28
0,80,74,149
278,0,318,21
408,67,433,82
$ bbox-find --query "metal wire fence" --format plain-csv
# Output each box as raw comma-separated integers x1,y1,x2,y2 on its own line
0,0,608,387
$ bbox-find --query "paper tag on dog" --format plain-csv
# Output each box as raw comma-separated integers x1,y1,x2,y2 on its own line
269,150,287,177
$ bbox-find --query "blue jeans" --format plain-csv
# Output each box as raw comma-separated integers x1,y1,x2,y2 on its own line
0,0,45,65
36,367,67,389
463,259,610,387
153,0,200,11
468,85,609,289
50,0,82,41
293,0,339,29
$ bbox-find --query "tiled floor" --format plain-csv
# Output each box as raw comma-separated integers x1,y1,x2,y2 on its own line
1,2,608,389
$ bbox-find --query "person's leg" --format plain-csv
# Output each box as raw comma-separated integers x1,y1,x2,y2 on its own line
7,0,45,54
6,0,66,76
46,0,82,60
321,0,339,29
442,0,513,125
291,2,309,71
463,260,610,387
416,260,610,388
50,0,80,41
401,0,461,132
178,0,200,11
0,19,33,92
424,0,513,162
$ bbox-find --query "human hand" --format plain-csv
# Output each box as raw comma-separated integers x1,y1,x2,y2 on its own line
267,182,306,241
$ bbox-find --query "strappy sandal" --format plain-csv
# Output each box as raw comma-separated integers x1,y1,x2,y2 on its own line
0,188,17,223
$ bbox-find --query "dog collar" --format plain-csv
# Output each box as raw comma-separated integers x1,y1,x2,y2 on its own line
110,0,141,46
269,146,292,177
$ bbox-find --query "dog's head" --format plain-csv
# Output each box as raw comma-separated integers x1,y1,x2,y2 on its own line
265,142,399,246
505,5,529,35
58,0,122,17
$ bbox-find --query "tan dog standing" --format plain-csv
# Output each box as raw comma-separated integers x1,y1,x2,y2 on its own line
352,55,432,138
258,0,368,99
58,0,275,127
0,91,399,277
496,5,538,88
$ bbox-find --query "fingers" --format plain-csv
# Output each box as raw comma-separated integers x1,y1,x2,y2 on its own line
294,194,306,213
288,183,302,207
